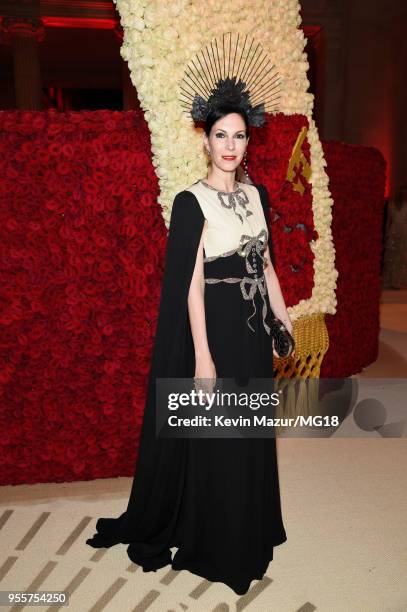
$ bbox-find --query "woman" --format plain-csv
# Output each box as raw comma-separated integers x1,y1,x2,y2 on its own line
86,103,293,595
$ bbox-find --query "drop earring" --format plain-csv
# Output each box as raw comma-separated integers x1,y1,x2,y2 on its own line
243,151,252,184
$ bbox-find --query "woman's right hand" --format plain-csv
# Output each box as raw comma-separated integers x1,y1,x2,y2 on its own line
194,355,217,398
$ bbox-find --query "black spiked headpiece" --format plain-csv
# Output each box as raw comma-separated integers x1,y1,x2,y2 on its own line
179,32,282,127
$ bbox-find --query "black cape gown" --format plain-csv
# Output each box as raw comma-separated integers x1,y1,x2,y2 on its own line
86,182,287,596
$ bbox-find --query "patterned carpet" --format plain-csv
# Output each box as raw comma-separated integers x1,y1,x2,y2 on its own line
1,437,406,612
1,290,407,611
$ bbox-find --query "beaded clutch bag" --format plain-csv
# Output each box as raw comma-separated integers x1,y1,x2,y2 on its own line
270,317,295,358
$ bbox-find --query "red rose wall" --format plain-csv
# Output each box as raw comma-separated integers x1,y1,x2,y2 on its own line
0,110,385,485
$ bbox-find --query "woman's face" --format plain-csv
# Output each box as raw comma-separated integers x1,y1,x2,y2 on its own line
204,112,249,174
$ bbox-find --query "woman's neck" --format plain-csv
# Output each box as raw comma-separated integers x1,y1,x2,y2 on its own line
205,168,237,193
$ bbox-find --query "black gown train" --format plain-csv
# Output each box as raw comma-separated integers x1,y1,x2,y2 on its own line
86,180,287,596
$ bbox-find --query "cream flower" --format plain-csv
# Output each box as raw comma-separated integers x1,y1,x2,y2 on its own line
114,0,338,318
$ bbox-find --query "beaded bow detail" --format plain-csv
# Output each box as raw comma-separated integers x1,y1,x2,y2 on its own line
204,229,270,334
237,229,268,267
200,180,253,224
240,276,270,335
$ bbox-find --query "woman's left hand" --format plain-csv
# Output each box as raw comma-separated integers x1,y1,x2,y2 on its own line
286,319,296,359
272,317,296,359
283,317,293,336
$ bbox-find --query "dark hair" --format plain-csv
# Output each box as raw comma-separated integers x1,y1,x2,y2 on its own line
204,104,250,137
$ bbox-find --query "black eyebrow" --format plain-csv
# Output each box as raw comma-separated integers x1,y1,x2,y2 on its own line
215,129,246,134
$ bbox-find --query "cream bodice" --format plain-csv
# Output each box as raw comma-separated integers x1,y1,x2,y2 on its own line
186,180,268,258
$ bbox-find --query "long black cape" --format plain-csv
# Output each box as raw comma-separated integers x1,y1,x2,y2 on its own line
86,183,274,570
